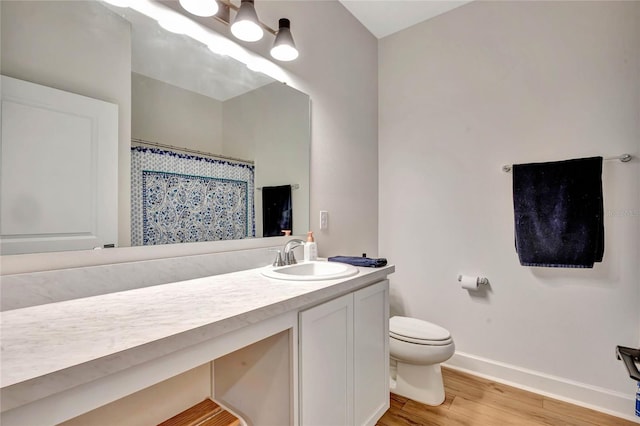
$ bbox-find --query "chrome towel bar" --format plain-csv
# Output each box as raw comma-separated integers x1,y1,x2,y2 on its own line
502,154,632,173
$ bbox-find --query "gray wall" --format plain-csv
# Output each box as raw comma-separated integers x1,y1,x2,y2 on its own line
379,0,640,416
132,73,224,154
246,1,379,258
223,82,311,237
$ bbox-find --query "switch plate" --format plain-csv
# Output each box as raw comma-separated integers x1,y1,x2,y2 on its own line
320,210,328,230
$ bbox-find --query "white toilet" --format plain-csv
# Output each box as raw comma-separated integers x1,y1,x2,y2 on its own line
389,316,455,406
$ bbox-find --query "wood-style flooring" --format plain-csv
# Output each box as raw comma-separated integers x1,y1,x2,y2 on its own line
376,367,637,426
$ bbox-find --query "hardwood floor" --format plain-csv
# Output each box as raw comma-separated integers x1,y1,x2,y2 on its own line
376,367,637,426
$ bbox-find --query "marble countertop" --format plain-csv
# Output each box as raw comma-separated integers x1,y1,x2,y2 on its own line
1,263,393,410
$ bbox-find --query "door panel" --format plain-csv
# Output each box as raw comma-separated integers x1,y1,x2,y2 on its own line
1,76,118,254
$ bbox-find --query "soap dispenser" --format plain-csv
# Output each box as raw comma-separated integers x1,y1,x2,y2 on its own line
304,231,318,261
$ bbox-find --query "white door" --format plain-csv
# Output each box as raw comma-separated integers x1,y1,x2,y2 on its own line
1,76,118,254
299,293,354,426
354,280,390,426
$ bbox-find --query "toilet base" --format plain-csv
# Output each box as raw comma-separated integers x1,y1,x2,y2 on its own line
393,362,445,406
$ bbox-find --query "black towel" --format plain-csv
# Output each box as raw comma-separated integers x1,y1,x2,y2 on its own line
328,256,388,268
512,156,604,268
262,185,292,237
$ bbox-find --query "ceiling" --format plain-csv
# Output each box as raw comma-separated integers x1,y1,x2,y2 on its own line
339,0,473,39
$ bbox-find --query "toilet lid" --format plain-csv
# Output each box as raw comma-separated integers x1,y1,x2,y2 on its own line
389,316,451,342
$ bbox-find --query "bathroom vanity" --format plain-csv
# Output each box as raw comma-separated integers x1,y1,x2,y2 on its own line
0,261,393,426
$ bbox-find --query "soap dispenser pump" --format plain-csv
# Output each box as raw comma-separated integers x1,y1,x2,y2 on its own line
304,231,318,261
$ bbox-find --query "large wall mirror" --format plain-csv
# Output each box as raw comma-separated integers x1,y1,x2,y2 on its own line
0,0,310,255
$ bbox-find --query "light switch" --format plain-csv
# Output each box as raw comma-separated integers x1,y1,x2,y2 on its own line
320,210,328,230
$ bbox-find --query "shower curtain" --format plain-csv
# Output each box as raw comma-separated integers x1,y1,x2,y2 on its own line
131,146,255,245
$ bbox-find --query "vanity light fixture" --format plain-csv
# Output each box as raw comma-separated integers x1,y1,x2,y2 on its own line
270,18,298,62
230,0,263,42
100,0,292,81
179,0,219,17
178,0,300,61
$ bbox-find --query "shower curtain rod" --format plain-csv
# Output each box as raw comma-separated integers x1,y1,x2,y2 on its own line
256,184,300,190
502,154,632,173
131,138,255,165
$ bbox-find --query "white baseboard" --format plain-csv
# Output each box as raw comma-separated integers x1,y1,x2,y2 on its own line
444,351,640,423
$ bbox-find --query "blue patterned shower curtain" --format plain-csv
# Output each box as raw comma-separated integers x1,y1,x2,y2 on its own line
131,147,255,245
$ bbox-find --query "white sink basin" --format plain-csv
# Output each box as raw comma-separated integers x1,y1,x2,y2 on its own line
262,261,359,281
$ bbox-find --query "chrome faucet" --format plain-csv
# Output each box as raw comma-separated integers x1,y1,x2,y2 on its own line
283,238,305,265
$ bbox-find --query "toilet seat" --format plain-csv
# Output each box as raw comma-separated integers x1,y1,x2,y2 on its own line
390,316,452,346
391,334,453,346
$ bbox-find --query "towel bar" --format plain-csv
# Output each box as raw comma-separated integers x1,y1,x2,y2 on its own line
502,154,632,173
257,184,300,190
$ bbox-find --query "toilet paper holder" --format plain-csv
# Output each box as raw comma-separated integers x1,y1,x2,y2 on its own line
457,275,489,286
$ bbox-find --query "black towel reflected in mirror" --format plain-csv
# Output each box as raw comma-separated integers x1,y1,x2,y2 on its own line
262,185,292,237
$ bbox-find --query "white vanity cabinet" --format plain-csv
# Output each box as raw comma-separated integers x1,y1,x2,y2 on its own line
299,279,389,426
1,264,394,426
353,280,390,426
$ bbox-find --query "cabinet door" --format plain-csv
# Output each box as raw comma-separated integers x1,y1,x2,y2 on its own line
299,293,354,426
354,280,390,426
